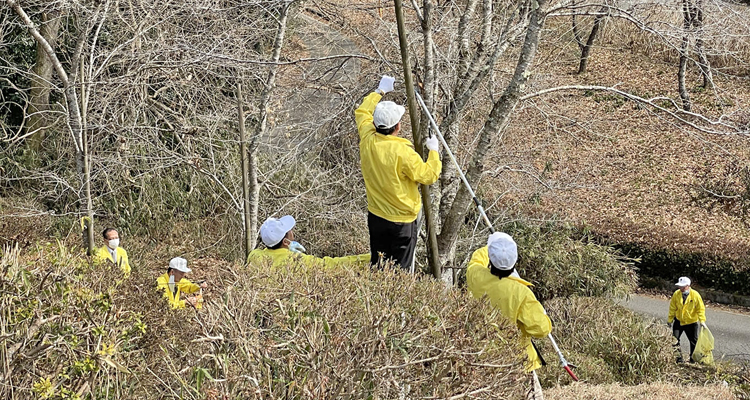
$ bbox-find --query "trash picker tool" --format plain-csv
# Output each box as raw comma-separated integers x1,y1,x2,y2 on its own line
414,89,579,382
547,331,579,381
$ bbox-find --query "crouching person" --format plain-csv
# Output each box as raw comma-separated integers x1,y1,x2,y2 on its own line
247,215,370,268
157,257,207,309
466,232,551,399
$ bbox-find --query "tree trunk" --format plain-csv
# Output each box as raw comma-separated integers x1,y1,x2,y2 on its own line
678,0,693,111
80,59,94,256
8,0,87,250
27,11,61,151
577,13,604,74
394,0,441,278
437,0,547,254
246,0,293,248
694,0,713,89
237,81,253,259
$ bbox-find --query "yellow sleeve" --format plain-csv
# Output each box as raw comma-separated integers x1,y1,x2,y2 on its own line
517,294,552,339
355,92,382,140
169,296,186,309
401,148,441,185
119,249,131,277
696,292,706,323
466,247,490,295
92,247,110,265
668,291,678,323
320,253,371,268
178,279,200,295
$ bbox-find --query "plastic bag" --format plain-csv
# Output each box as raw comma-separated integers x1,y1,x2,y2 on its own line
692,325,714,365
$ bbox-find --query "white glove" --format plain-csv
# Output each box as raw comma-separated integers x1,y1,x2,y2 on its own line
425,135,439,152
378,75,395,94
701,322,708,329
289,241,306,254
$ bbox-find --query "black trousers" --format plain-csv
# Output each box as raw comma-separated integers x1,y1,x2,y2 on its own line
673,319,700,358
367,212,417,270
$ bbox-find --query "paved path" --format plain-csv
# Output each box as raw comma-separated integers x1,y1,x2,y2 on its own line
617,294,750,363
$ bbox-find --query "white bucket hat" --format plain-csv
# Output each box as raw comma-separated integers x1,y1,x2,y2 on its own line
373,101,406,130
260,215,296,247
169,257,191,273
675,276,691,287
487,232,518,271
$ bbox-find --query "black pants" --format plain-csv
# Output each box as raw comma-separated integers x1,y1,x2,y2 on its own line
673,319,700,358
367,212,417,270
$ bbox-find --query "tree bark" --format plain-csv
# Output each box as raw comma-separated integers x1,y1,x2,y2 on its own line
27,10,61,151
678,0,692,111
694,0,713,89
394,0,441,278
577,12,604,74
246,1,294,248
80,59,94,256
237,81,253,259
7,0,87,250
437,0,547,253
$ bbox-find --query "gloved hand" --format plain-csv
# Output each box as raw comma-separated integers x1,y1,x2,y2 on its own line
289,241,306,254
701,322,708,329
667,321,673,329
425,135,439,152
378,75,395,94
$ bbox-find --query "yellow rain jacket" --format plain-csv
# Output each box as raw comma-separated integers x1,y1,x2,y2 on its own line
466,247,552,372
668,289,706,325
355,92,442,223
246,248,370,269
93,246,131,277
156,273,201,309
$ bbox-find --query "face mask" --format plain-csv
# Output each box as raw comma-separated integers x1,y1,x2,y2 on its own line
168,275,176,294
682,288,690,295
108,239,120,249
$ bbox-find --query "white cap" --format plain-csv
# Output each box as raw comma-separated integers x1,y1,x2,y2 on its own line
373,101,405,130
260,215,296,247
169,257,191,273
675,276,691,287
487,232,518,271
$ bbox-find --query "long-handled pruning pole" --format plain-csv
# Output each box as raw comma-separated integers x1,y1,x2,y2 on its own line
413,91,579,382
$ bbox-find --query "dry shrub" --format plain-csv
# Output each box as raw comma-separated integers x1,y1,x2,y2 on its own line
545,381,736,400
1,241,529,399
537,297,676,387
176,262,528,399
0,197,52,248
507,223,638,301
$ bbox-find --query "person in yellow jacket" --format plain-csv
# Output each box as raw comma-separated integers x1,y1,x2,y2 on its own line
93,227,131,277
247,215,370,268
668,276,707,362
156,257,207,309
466,232,552,373
355,75,442,269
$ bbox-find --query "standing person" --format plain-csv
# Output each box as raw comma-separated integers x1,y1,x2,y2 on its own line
355,75,442,269
668,276,707,362
466,232,551,399
156,257,207,309
93,227,131,277
247,215,370,268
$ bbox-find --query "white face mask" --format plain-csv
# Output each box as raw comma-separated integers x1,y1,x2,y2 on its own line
682,288,690,295
108,239,120,249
